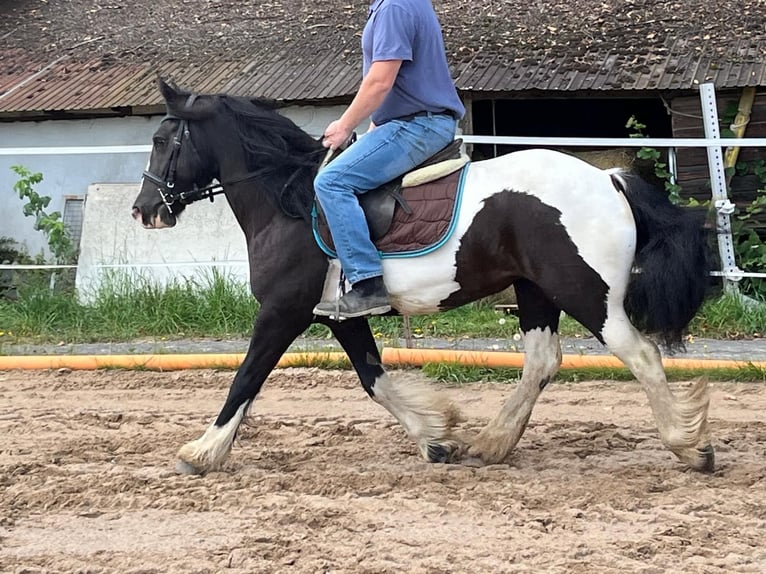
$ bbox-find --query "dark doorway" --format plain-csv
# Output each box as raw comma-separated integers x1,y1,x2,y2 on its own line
470,97,672,159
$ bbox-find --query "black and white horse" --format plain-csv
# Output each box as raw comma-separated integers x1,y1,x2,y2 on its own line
133,80,714,474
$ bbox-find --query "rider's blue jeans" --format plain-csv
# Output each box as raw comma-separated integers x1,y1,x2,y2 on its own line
314,112,457,285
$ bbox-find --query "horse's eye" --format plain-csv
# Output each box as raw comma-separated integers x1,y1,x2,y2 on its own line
153,137,166,146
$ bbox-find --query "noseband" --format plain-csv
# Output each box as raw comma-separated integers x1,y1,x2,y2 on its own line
142,94,225,214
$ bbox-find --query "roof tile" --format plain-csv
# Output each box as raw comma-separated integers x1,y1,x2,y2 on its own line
0,0,764,114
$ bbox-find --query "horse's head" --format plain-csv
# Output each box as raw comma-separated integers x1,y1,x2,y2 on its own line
132,79,218,228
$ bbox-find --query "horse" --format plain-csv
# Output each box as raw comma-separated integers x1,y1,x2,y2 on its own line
132,79,714,475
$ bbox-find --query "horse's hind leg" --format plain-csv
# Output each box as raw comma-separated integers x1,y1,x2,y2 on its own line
468,279,562,464
327,317,463,463
601,306,714,471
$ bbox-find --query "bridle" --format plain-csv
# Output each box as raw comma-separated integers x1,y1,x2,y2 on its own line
141,94,226,214
142,92,329,219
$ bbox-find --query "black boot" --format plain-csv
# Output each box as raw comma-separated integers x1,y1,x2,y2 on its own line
313,276,391,320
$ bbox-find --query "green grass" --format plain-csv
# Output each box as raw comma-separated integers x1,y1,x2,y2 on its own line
0,268,258,343
0,271,764,345
420,362,766,384
689,293,766,339
2,272,764,382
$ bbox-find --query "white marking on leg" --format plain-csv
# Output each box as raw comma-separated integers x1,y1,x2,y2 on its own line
470,327,561,464
602,309,711,468
177,401,249,472
371,371,461,461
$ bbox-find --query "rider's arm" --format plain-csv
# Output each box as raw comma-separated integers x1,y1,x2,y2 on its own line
322,60,401,149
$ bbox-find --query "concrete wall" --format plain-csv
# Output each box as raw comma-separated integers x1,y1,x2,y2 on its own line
76,183,249,300
1,104,350,258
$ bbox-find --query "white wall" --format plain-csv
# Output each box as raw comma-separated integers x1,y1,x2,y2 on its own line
0,104,353,259
76,183,249,301
1,115,158,257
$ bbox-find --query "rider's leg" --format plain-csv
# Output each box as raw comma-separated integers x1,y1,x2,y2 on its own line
313,113,456,319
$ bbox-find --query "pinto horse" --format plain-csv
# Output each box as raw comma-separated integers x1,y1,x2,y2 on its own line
133,80,714,474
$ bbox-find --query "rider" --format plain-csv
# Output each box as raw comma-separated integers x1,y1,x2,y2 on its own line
312,0,465,320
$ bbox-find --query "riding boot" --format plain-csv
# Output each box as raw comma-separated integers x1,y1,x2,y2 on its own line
313,276,391,320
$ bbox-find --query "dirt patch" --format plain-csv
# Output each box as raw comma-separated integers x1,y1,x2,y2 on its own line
1,368,765,573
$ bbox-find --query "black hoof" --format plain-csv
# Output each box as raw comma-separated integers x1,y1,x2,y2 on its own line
698,444,715,473
426,442,455,463
175,460,204,475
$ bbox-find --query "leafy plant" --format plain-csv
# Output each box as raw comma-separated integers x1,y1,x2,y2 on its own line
11,165,76,263
625,116,684,204
729,160,766,299
716,97,766,300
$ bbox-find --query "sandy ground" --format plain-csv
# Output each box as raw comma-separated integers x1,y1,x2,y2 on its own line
1,368,765,574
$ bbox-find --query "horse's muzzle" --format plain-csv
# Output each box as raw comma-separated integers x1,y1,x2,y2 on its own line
132,204,176,229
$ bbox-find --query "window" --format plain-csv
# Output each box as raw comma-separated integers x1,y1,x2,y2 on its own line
63,196,85,249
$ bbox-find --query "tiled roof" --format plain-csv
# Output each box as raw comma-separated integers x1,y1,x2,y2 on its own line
1,0,764,115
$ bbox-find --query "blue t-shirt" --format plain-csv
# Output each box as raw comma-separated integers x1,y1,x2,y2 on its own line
363,0,465,125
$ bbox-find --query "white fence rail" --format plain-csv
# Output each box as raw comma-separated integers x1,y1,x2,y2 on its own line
2,137,766,156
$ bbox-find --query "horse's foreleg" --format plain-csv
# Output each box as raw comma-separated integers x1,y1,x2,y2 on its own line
327,318,463,462
602,309,714,472
469,280,562,464
176,306,312,474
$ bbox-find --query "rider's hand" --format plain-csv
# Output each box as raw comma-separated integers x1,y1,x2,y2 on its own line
322,120,353,150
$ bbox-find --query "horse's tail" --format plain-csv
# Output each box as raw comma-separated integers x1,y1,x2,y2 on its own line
611,172,712,349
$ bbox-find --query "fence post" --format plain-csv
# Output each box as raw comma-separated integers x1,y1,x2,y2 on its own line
699,83,742,294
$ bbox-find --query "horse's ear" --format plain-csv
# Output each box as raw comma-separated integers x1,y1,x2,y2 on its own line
157,77,185,109
156,78,213,119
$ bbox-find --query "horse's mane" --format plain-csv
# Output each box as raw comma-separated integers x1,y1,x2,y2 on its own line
218,95,325,220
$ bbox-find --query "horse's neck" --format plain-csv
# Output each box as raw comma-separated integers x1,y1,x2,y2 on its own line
211,126,319,237
223,184,278,240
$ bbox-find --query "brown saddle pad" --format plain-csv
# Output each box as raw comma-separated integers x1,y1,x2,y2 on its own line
315,166,467,257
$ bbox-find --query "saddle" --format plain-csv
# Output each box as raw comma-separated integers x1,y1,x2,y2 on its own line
314,138,469,256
